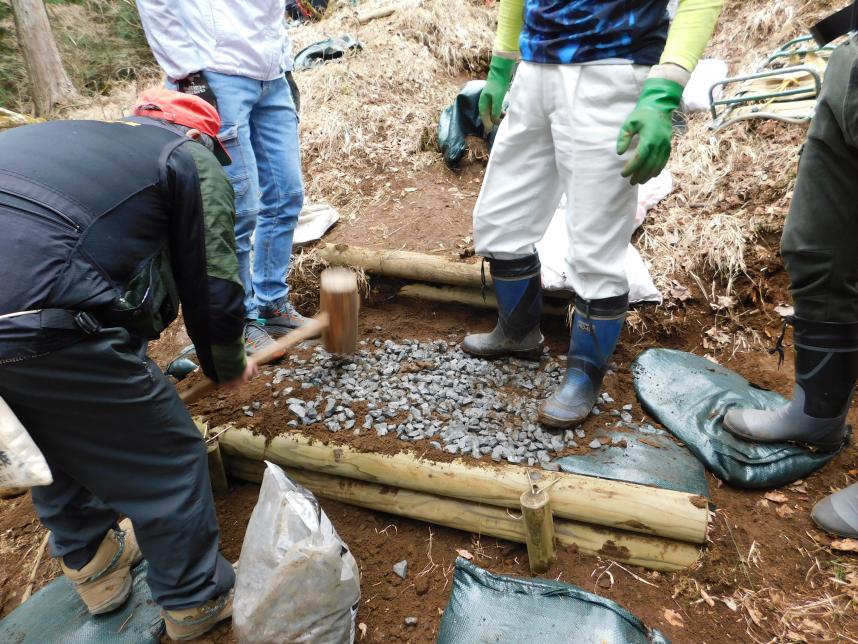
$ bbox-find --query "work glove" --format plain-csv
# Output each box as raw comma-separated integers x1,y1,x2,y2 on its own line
285,71,301,114
616,78,684,185
177,71,218,110
479,55,516,132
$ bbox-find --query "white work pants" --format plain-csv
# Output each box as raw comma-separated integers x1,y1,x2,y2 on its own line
473,61,648,300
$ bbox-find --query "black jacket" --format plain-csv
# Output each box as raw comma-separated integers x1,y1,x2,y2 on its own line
0,118,246,382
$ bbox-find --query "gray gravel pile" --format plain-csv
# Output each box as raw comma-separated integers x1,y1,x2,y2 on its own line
254,338,645,468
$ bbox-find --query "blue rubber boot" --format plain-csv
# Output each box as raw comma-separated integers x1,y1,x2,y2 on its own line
462,254,544,360
539,294,628,428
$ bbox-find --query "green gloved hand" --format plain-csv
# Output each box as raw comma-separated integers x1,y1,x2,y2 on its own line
617,78,684,185
479,55,516,132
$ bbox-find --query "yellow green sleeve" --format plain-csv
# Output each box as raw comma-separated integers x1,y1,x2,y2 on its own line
493,0,525,56
660,0,724,72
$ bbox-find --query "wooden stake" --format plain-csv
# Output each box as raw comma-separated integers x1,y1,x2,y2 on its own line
207,440,229,496
225,456,700,572
21,531,50,604
217,427,709,544
317,243,487,288
398,283,570,316
520,488,555,574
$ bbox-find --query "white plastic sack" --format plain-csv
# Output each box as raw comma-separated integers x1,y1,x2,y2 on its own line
233,462,360,644
682,59,729,112
535,176,670,304
293,202,341,246
0,395,52,494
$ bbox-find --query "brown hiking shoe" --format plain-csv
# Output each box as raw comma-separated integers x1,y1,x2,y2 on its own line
60,518,142,615
162,589,233,641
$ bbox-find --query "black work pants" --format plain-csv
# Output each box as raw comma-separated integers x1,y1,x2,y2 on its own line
0,327,234,609
782,37,858,322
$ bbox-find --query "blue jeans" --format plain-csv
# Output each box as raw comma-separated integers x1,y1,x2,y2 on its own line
202,72,304,320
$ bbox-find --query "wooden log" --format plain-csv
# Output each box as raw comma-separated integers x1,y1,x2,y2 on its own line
520,489,555,574
317,243,486,288
398,283,570,316
218,427,709,544
357,6,396,23
225,456,700,572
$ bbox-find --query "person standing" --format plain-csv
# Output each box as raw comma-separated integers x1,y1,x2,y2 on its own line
463,0,723,428
136,0,307,354
0,90,253,640
725,7,858,538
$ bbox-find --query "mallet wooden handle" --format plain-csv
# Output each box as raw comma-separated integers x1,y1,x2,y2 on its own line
179,313,329,404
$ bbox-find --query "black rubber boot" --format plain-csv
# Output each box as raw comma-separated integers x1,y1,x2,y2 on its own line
462,254,543,360
724,317,858,451
539,294,628,428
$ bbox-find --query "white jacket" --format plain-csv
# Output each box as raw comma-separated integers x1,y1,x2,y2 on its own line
136,0,294,82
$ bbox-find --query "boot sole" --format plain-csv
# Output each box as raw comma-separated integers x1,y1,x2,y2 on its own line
724,424,848,453
537,409,587,429
462,344,544,361
164,605,233,641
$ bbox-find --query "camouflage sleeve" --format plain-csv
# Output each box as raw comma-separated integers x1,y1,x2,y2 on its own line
167,141,246,383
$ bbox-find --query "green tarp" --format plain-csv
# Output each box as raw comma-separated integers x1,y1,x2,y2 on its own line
0,562,162,644
632,348,846,489
437,558,668,644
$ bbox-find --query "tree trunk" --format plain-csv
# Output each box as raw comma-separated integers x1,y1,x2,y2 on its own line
11,0,78,115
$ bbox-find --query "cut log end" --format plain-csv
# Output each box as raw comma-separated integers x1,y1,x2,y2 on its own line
520,489,555,574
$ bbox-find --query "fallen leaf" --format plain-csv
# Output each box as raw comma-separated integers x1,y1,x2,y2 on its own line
662,609,684,628
669,283,692,302
704,326,730,345
773,304,795,318
597,436,611,445
358,623,368,639
848,469,858,477
456,548,474,560
720,597,738,612
764,491,788,503
775,504,795,519
756,499,770,509
831,538,858,553
788,483,808,494
638,437,663,449
746,606,765,627
712,295,737,311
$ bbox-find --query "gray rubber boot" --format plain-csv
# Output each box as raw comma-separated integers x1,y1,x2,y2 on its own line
724,317,858,452
811,482,858,538
462,254,543,360
462,323,544,359
724,386,849,452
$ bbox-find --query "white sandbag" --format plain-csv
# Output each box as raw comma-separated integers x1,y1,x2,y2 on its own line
0,395,52,494
233,461,360,644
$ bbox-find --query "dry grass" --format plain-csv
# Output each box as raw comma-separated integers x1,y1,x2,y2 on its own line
641,0,840,296
292,0,494,217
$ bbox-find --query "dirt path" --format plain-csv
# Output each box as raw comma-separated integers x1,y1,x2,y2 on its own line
3,292,856,642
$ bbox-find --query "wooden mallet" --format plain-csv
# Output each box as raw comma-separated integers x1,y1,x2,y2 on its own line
180,268,359,404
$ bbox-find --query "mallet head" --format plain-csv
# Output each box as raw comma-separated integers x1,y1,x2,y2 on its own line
319,268,360,354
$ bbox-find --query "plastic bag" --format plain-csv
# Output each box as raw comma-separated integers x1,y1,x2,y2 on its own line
233,462,360,644
0,395,52,495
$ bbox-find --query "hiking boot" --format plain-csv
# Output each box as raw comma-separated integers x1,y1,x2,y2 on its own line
244,320,276,356
811,483,858,538
162,588,233,641
539,294,628,429
261,300,307,337
61,518,142,615
724,318,858,451
462,254,544,360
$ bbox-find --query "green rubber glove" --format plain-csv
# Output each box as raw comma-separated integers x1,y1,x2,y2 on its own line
617,78,684,185
479,55,516,132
